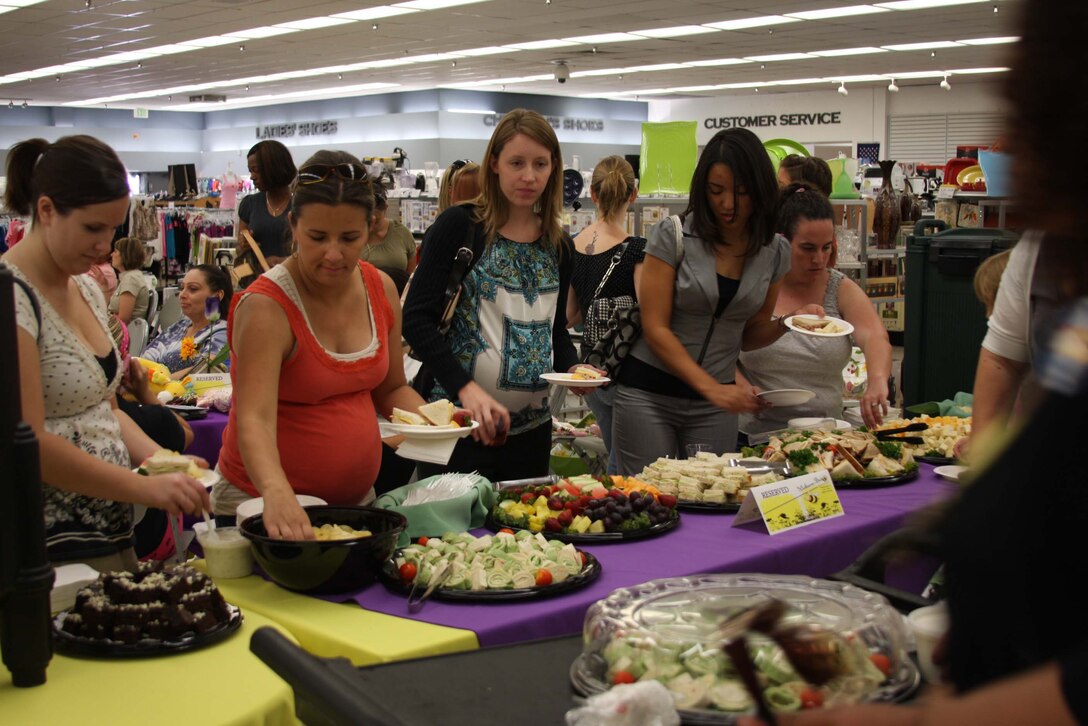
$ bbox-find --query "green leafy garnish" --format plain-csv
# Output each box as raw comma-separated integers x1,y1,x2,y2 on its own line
875,441,902,459
787,448,819,471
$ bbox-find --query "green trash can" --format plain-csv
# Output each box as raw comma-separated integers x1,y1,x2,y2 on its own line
903,220,1018,407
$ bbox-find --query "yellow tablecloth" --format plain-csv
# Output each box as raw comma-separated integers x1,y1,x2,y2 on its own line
0,609,299,726
199,565,479,666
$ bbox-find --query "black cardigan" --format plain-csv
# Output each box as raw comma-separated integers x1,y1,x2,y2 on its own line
401,203,578,400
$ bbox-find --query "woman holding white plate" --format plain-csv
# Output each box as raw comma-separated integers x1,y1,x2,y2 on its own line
738,183,891,435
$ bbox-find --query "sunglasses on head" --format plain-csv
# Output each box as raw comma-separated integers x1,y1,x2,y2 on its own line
450,159,473,171
298,163,369,185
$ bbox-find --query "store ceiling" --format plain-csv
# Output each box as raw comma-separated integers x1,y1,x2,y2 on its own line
0,0,1019,111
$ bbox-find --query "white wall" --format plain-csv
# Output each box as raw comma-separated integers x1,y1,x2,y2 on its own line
648,80,1007,154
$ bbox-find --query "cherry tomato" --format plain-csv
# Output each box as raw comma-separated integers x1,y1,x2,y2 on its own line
499,528,514,534
398,562,418,582
869,653,891,677
417,536,429,546
535,569,553,586
800,687,824,709
611,670,636,685
579,552,587,567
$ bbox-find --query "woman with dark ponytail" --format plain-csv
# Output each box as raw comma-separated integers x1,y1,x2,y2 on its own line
737,182,891,435
3,135,209,568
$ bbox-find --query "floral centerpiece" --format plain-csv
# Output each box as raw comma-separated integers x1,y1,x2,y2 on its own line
181,296,230,375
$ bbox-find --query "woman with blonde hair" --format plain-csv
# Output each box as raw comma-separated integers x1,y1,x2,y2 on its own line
108,236,151,325
567,155,644,473
403,109,581,482
437,159,482,212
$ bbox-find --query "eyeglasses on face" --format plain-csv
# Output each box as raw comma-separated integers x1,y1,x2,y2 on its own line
298,163,370,185
450,159,473,171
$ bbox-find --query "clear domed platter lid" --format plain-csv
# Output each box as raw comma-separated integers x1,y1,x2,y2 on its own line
571,574,921,723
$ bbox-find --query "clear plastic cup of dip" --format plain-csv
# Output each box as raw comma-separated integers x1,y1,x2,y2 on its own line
198,526,254,579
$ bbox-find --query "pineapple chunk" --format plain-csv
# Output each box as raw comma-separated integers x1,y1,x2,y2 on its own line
589,519,606,534
570,515,592,534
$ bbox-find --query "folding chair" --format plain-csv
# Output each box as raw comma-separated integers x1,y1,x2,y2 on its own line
229,230,270,288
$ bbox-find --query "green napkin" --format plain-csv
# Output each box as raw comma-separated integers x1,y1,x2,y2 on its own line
375,474,496,547
906,391,974,418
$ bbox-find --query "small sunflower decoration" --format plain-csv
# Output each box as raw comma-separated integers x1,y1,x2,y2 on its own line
180,336,198,361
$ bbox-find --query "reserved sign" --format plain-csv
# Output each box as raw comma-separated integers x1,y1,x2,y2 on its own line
732,470,845,535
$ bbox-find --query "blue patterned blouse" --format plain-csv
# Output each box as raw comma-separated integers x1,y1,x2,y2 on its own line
433,235,560,435
142,318,228,372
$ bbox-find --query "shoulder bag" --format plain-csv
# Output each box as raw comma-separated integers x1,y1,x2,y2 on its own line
402,215,486,395
583,215,685,380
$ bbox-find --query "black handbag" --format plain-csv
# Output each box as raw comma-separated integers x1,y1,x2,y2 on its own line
403,213,486,396
582,216,685,381
581,242,633,354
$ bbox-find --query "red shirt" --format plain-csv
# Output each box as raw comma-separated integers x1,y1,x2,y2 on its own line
218,262,392,504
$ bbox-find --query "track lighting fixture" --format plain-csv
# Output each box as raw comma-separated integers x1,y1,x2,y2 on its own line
21,101,27,109
238,45,245,52
837,82,848,96
940,75,951,91
7,100,13,109
887,78,899,92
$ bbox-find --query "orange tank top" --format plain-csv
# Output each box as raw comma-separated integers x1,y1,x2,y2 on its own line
217,262,392,504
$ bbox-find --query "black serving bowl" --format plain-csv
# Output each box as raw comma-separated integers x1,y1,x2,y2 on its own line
239,505,407,595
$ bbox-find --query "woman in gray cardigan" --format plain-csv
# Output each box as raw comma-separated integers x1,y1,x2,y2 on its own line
612,128,823,474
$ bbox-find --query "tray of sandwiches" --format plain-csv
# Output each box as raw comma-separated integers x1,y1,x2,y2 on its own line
636,452,788,512
741,428,919,486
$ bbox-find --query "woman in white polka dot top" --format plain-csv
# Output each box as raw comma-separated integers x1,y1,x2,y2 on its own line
3,135,210,569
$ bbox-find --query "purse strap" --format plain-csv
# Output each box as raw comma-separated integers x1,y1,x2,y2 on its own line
590,242,627,301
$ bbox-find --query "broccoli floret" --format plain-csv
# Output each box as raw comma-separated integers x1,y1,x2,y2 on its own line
875,441,902,459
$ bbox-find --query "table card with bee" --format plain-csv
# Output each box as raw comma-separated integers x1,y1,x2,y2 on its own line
732,470,844,535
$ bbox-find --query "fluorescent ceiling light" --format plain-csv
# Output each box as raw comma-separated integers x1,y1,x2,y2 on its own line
178,36,239,48
276,17,354,30
882,40,963,50
746,52,815,62
665,85,721,93
622,63,688,73
503,39,579,50
810,46,888,56
786,5,890,20
226,27,297,39
442,74,550,88
956,36,1018,45
394,0,488,9
718,81,766,89
946,66,1010,74
453,46,511,56
571,68,626,78
877,0,987,8
683,58,751,67
703,16,800,31
3,0,50,6
106,50,164,63
562,33,643,44
771,77,827,86
447,108,495,114
883,70,948,78
825,74,886,82
172,82,400,111
332,7,418,20
630,25,718,39
147,44,202,56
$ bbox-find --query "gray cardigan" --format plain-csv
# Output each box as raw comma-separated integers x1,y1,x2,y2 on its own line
629,215,791,385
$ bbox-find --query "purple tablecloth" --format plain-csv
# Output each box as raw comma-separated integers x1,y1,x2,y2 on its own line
187,410,228,467
332,466,956,647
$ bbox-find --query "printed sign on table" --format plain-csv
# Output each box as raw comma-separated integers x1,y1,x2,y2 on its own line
732,470,844,535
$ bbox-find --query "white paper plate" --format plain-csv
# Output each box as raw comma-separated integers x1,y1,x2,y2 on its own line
133,465,218,487
540,372,610,388
757,388,816,406
784,315,855,337
384,420,480,439
235,494,328,526
934,465,968,483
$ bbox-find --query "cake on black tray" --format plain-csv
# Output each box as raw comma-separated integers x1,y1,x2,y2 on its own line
60,562,232,644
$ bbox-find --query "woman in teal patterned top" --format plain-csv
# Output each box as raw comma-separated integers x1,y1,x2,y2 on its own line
403,109,582,482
